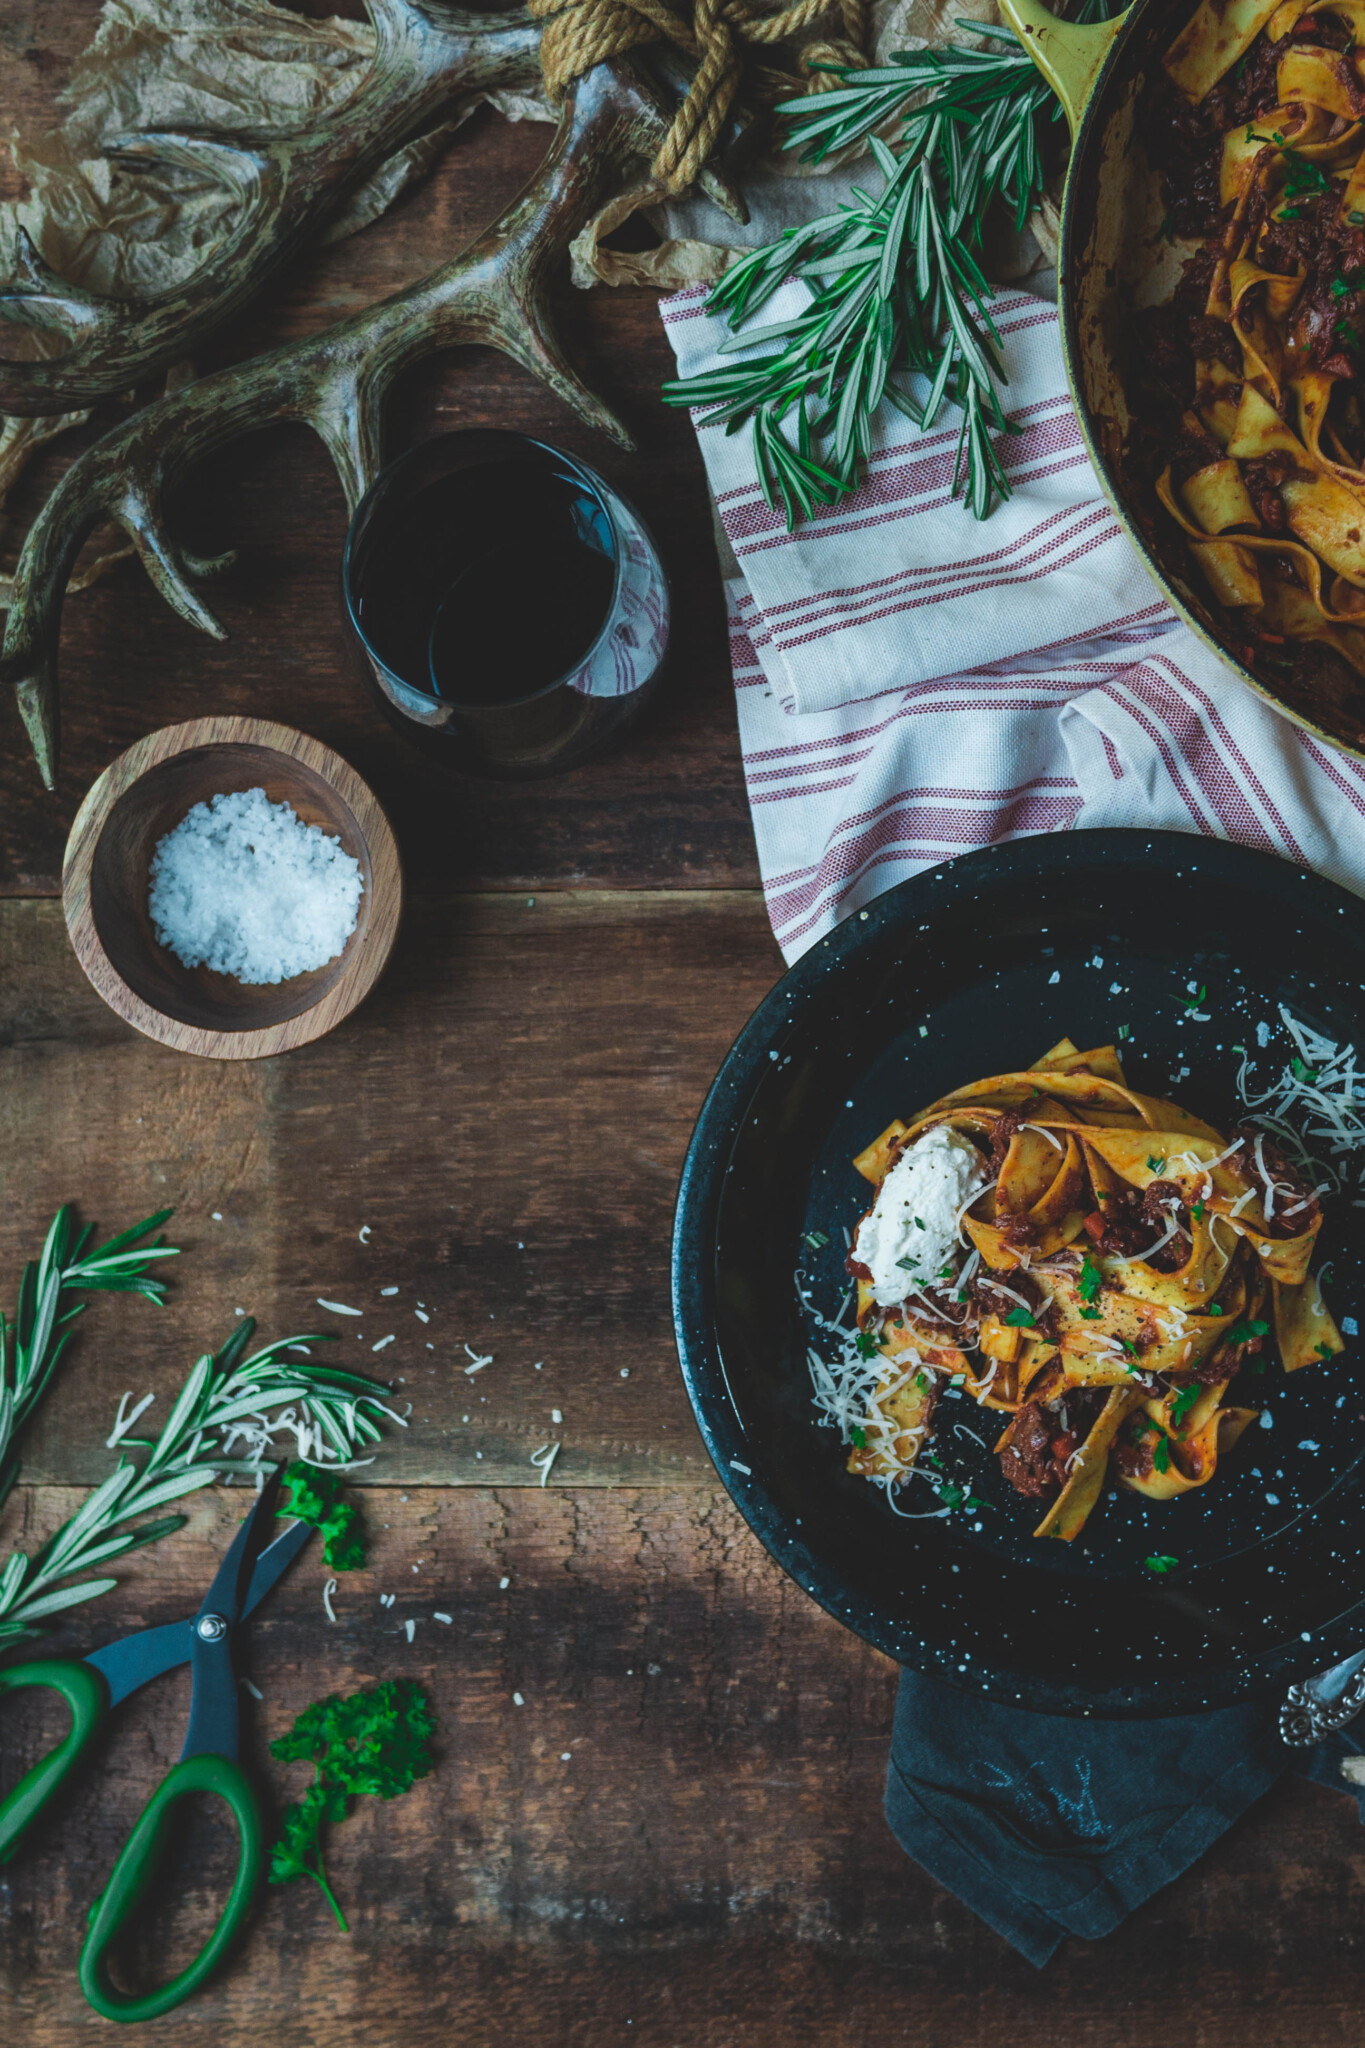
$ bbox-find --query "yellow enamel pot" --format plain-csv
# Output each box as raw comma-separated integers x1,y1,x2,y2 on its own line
998,0,1365,760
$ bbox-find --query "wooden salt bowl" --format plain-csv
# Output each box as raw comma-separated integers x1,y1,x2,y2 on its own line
62,717,402,1060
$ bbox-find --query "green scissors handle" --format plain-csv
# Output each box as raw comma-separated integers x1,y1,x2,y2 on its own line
78,1751,265,2025
0,1658,110,1866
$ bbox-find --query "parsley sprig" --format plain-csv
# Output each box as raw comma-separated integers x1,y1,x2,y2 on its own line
270,1680,436,1930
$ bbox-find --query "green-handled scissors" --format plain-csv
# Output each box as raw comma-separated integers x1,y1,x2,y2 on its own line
0,1475,311,2023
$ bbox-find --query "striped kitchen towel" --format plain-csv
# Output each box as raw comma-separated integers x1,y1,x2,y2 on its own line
662,281,1365,963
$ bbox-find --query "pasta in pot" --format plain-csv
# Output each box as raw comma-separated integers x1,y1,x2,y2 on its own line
1146,0,1365,680
843,1036,1341,1541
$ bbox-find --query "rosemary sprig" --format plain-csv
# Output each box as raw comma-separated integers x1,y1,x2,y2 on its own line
0,1317,402,1654
661,5,1117,528
0,1204,178,1509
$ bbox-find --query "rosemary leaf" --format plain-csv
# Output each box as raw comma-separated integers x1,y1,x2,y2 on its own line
0,1204,178,1508
0,1318,404,1654
660,0,1122,529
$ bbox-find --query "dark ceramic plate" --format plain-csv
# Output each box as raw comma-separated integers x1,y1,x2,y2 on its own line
672,830,1365,1715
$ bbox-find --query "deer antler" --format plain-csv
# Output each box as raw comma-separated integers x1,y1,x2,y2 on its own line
0,0,546,416
4,56,734,788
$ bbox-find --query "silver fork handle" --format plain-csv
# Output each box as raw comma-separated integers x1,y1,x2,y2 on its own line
1280,1650,1365,1747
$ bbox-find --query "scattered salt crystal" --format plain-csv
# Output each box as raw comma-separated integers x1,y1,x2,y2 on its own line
434,1612,453,1625
149,787,362,984
404,1619,416,1643
211,1211,223,1221
415,1310,430,1324
372,1334,395,1352
513,1691,525,1706
358,1225,371,1243
318,1298,362,1316
500,1576,511,1589
241,1677,264,1701
380,1286,399,1297
551,1409,563,1424
323,1578,338,1624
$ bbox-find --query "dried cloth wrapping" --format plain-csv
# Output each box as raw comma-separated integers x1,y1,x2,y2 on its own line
0,0,551,305
886,1666,1365,1965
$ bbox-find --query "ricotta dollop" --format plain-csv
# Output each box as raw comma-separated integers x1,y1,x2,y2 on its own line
854,1123,990,1308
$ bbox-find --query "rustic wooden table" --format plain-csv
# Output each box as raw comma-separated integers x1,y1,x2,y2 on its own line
3,8,1365,2042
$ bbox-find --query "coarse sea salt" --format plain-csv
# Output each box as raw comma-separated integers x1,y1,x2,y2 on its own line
148,787,363,985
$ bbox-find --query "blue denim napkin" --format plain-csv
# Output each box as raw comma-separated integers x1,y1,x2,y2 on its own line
885,1666,1365,1964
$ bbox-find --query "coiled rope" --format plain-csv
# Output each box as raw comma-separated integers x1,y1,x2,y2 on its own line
528,0,869,193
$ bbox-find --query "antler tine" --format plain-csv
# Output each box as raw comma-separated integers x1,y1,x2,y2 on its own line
2,56,697,787
0,1,546,416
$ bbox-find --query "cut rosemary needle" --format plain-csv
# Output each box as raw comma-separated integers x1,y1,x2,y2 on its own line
661,2,1119,530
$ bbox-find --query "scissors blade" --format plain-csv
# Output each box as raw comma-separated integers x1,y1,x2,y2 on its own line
181,1479,288,1764
83,1517,315,1711
241,1516,314,1618
85,1618,196,1711
195,1477,285,1633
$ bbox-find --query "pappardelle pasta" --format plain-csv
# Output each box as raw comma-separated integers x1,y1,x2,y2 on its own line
1147,0,1365,685
843,1036,1342,1540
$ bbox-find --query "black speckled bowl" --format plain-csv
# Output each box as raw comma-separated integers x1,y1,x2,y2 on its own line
672,830,1365,1716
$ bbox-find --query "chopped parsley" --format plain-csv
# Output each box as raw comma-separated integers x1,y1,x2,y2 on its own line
1291,1055,1318,1084
1079,1305,1103,1321
1118,1024,1132,1042
1184,984,1207,1011
1315,1340,1335,1360
896,1256,920,1272
1227,1318,1270,1345
1119,1336,1139,1356
850,1424,867,1448
281,1461,366,1573
1208,1302,1224,1316
1003,1305,1037,1328
803,1230,829,1249
1146,1155,1166,1174
269,1680,436,1931
1170,1383,1202,1428
914,1216,926,1229
854,1329,881,1358
916,1370,933,1391
1144,1554,1178,1574
938,1262,956,1279
1078,1255,1103,1304
1192,1200,1206,1221
1153,1434,1172,1474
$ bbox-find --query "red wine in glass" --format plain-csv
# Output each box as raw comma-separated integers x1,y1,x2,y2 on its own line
343,431,670,776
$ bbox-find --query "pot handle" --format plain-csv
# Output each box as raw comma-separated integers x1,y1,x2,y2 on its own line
996,0,1128,136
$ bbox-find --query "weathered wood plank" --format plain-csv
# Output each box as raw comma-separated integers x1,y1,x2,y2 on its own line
0,11,757,898
0,892,781,1487
4,1485,1364,2047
